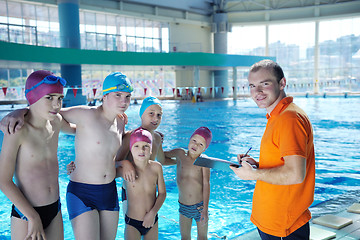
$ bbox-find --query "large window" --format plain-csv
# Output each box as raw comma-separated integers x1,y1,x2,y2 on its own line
0,0,172,101
319,18,360,92
0,0,170,53
229,17,360,93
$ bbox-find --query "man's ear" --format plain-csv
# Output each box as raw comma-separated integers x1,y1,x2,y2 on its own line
279,77,286,90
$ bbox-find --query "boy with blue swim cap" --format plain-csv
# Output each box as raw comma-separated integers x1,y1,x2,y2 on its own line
118,96,168,169
103,72,133,95
139,96,162,118
118,96,174,217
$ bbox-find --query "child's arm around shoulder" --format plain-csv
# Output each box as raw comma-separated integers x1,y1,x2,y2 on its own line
115,130,135,181
156,133,177,165
60,105,95,125
164,148,186,159
0,107,29,134
58,113,76,134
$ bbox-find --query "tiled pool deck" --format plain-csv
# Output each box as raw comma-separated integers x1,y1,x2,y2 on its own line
234,195,360,240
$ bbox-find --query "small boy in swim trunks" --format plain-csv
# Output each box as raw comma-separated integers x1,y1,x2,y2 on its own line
0,70,75,239
165,127,212,240
118,96,168,165
116,96,176,214
0,72,134,239
123,128,166,240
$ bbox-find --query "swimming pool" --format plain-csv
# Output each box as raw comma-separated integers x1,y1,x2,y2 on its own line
0,96,359,239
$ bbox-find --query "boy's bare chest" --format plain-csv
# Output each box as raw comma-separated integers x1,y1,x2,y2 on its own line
20,127,59,161
85,120,122,148
177,158,202,178
128,172,157,192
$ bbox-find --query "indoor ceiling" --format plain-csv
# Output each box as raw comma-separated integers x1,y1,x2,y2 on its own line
86,0,360,24
24,0,360,24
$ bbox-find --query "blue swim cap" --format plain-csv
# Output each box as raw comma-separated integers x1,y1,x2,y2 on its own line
140,96,162,118
103,72,133,95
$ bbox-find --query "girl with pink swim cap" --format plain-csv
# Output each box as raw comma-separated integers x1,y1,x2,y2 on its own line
164,126,212,240
0,70,75,239
122,128,166,239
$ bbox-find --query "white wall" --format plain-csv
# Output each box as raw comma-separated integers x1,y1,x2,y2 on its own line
170,22,213,53
170,22,214,98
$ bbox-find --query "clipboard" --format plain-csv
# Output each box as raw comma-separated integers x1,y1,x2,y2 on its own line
193,155,240,172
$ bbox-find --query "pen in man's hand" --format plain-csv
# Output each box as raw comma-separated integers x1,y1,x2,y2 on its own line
241,147,252,159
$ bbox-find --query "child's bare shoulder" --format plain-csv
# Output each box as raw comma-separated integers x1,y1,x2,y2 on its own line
154,131,164,144
149,160,162,168
62,105,97,120
50,113,63,126
174,148,186,155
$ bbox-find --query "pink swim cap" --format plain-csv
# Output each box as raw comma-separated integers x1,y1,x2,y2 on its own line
130,128,153,151
25,70,66,105
191,127,212,149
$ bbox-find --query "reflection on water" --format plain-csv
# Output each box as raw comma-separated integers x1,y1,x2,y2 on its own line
0,97,360,239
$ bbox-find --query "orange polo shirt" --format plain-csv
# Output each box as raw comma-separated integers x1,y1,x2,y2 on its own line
250,97,315,237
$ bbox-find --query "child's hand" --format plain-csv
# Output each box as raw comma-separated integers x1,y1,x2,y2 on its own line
118,160,136,182
27,215,46,240
0,110,25,135
155,131,164,143
142,211,156,228
117,113,128,125
199,208,209,225
67,161,76,175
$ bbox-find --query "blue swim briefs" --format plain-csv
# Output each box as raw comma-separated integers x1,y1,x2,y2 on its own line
179,201,204,222
66,180,119,220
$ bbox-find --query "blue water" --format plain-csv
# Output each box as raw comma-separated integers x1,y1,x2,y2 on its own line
0,96,360,239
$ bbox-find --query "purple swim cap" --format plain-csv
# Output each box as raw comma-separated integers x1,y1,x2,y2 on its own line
191,127,212,149
130,128,153,151
25,70,66,105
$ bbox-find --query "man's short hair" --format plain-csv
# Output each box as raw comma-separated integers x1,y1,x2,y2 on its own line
249,59,284,83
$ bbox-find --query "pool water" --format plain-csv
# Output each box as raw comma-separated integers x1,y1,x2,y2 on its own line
0,96,359,239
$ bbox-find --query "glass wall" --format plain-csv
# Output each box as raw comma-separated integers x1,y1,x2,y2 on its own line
0,1,59,47
0,0,172,101
229,17,360,94
0,64,175,101
0,0,170,53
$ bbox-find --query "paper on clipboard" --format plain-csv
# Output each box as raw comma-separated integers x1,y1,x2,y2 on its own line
193,155,240,172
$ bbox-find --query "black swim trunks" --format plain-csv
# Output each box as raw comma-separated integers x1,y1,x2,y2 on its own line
11,199,61,229
125,214,159,236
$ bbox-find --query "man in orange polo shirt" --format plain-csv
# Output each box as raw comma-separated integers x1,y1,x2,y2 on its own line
230,59,315,240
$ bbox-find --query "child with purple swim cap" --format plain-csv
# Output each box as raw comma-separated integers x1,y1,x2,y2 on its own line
122,128,166,239
0,70,75,239
0,71,135,239
164,126,212,239
25,70,66,105
129,127,153,150
190,126,212,149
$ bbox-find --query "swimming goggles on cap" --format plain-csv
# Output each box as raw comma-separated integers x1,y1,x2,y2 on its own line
103,83,134,93
25,75,66,95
